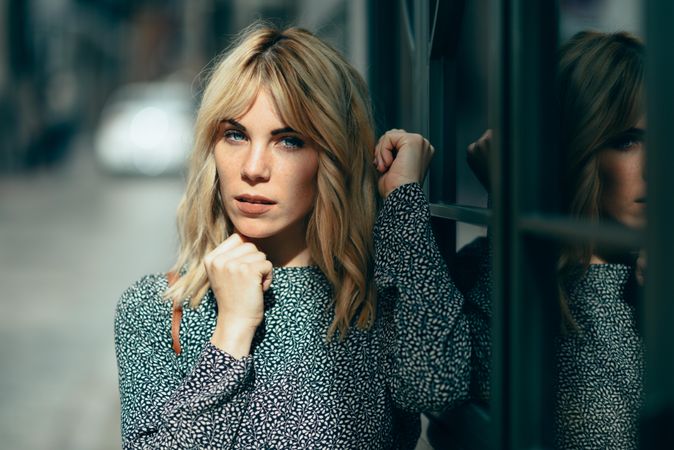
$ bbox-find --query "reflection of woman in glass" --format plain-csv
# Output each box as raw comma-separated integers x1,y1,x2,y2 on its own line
555,31,644,450
463,31,645,449
114,24,470,448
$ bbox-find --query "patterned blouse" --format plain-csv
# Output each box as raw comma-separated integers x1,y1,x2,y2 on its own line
114,183,470,449
429,241,642,450
556,264,642,449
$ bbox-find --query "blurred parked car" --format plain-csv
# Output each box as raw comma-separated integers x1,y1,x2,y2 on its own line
94,81,195,175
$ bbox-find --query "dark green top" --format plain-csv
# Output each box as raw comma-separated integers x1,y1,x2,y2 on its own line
556,264,642,449
114,183,470,449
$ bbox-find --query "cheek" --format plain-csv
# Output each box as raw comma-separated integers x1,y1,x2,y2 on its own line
600,158,638,194
289,154,319,211
598,154,641,217
600,163,622,197
214,149,237,194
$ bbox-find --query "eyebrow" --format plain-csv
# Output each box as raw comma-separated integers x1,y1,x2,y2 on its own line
623,127,645,136
613,127,646,139
608,127,645,141
223,119,296,135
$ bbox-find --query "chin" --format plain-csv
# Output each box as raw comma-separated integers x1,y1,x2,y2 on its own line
627,218,646,230
233,226,277,240
615,215,646,230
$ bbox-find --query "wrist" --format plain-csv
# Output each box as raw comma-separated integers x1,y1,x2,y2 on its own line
210,316,259,359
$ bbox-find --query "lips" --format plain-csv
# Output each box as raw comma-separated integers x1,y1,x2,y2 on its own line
235,194,276,205
234,194,276,215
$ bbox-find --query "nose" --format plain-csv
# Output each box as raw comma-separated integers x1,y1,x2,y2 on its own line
240,142,270,182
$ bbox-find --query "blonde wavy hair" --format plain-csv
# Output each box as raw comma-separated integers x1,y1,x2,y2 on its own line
165,23,379,337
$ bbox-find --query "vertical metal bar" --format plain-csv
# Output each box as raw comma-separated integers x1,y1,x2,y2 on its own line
429,58,454,203
500,0,559,448
413,0,430,139
641,0,674,448
366,0,400,135
429,57,457,258
488,0,510,445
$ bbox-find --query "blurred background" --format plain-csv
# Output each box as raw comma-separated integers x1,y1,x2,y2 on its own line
0,1,371,448
0,0,646,449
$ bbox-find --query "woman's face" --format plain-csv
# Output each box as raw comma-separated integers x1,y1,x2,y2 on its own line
214,90,319,241
597,117,646,229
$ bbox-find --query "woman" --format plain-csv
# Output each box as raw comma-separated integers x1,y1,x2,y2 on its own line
452,31,645,449
114,24,470,448
554,30,645,450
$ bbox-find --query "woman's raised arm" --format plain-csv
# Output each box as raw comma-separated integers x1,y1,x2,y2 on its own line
373,130,471,412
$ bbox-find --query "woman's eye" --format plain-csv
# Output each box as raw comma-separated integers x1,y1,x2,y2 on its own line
279,136,304,150
224,129,246,142
606,129,645,152
614,138,640,151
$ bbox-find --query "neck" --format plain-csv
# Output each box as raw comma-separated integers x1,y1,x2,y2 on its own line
246,224,313,267
590,245,638,266
256,238,313,267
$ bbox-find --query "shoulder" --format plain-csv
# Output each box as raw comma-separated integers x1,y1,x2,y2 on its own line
564,264,638,337
115,273,170,331
566,264,634,305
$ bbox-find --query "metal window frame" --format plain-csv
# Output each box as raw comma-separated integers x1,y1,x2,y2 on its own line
368,0,673,448
640,1,674,448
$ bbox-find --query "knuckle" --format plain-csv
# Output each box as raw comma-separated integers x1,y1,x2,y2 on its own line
213,259,229,272
204,254,218,269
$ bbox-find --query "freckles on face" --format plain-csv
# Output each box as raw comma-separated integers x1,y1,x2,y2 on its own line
597,118,647,229
212,91,319,240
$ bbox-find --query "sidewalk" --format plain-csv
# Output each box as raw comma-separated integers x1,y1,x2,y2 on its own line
0,137,184,449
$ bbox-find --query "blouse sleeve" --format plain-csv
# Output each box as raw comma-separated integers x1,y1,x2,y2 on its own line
374,182,470,413
452,237,492,403
114,275,253,449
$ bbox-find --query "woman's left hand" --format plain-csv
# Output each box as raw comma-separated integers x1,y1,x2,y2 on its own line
374,129,435,198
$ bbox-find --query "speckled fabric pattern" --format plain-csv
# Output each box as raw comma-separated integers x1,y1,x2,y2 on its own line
425,237,492,449
428,241,642,450
450,237,492,403
114,182,470,449
556,264,642,450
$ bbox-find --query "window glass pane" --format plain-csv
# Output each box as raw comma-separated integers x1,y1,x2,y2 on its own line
555,2,645,448
428,0,490,209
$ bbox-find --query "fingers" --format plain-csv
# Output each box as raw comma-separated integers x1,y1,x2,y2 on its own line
374,129,436,198
467,128,493,192
467,129,492,155
374,129,433,174
636,250,646,287
374,129,407,173
204,233,273,287
209,240,259,262
262,272,273,292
